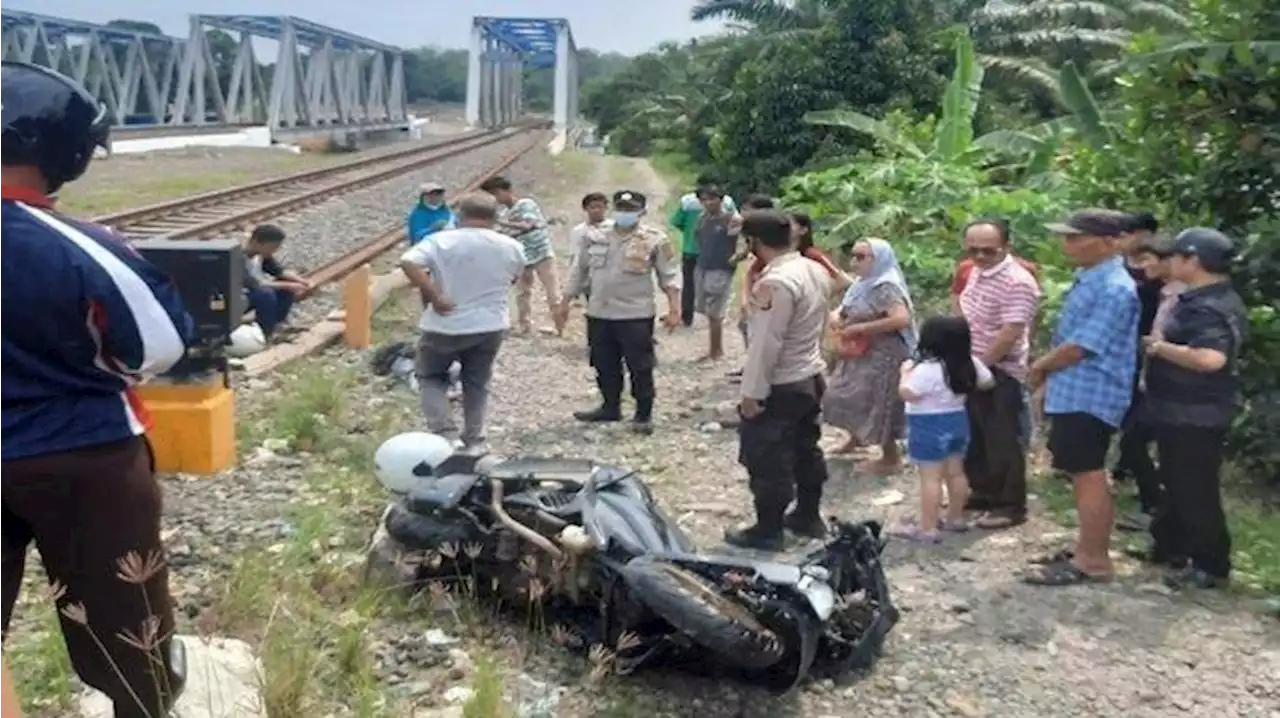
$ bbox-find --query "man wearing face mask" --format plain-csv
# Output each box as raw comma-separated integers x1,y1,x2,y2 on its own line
406,181,456,246
557,191,682,434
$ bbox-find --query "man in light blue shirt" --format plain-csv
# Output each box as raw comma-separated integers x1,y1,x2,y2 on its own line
399,192,525,451
1026,209,1138,587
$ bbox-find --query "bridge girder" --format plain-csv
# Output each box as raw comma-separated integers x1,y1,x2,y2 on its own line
466,17,577,129
0,10,408,132
1,10,183,127
179,15,407,130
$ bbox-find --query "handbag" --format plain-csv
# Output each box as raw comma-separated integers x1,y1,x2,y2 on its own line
838,333,870,359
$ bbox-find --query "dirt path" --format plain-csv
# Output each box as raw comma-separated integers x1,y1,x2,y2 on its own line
466,152,1280,717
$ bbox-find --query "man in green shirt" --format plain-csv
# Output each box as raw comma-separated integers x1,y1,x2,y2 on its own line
669,175,736,326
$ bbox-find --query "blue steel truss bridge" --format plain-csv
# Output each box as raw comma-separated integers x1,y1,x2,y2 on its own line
1,10,408,140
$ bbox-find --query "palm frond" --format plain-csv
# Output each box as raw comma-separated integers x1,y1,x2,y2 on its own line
985,28,1133,53
978,54,1062,95
975,1,1129,28
1125,2,1192,30
691,0,762,23
690,0,809,30
1104,39,1280,71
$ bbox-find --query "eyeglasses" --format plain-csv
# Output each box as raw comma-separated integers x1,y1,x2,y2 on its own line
849,252,870,261
965,247,1002,258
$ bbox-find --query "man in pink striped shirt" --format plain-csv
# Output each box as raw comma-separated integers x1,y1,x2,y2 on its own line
957,219,1041,529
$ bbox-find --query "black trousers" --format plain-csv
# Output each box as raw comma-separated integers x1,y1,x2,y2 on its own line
680,253,699,326
963,368,1028,517
586,316,657,419
3,437,186,718
1114,382,1160,511
738,375,829,532
1149,424,1231,577
1117,419,1161,513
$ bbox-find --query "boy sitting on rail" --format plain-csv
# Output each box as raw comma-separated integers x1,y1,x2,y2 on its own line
243,223,311,338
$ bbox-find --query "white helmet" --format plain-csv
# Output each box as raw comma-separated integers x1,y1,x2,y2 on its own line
227,323,267,358
374,432,455,493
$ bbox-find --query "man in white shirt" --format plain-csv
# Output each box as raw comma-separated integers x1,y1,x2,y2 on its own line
399,192,526,450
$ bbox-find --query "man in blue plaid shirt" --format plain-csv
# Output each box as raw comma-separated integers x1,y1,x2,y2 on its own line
1024,209,1139,586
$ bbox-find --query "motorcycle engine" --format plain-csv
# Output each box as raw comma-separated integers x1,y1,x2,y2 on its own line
490,529,592,607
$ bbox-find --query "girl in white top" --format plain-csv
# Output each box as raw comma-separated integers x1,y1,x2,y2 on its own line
892,316,994,543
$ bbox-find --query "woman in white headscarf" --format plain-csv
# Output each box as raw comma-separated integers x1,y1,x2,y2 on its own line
822,238,918,474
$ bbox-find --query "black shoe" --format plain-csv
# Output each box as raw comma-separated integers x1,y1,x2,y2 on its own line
784,511,827,539
573,406,621,422
723,525,785,551
631,417,654,435
1163,565,1229,590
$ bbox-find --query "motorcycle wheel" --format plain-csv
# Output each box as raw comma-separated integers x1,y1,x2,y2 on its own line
621,556,785,671
748,599,821,694
384,503,479,551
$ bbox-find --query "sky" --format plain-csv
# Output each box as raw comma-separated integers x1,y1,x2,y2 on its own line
18,0,727,55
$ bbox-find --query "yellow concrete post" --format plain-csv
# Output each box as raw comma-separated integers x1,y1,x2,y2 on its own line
136,374,236,475
343,264,373,349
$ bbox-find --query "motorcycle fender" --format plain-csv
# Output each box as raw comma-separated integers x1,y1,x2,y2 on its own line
684,557,838,622
794,574,838,621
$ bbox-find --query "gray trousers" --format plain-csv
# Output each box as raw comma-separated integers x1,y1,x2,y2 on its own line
415,330,505,445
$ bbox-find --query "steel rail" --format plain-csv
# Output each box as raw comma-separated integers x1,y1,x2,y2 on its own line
299,131,547,294
93,121,547,237
237,129,547,328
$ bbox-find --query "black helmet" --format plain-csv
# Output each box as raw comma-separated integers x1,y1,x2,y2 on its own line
2,61,111,193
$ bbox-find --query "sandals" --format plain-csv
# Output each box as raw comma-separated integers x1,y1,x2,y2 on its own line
901,516,970,533
1023,560,1112,586
974,512,1027,530
886,523,941,545
1029,548,1074,565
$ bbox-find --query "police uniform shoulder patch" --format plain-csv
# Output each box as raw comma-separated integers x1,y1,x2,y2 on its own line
749,281,775,311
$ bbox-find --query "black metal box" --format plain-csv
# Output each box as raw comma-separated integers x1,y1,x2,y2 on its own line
130,238,244,348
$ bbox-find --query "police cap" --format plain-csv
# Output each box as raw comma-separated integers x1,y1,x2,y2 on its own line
2,61,111,193
612,190,647,209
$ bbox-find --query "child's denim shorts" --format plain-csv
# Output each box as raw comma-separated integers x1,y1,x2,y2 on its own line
907,410,970,463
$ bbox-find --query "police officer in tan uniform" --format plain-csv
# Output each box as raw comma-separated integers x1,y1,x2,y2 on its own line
557,190,682,434
726,210,834,551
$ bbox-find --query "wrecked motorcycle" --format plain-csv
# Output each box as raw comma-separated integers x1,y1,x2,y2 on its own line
366,443,899,692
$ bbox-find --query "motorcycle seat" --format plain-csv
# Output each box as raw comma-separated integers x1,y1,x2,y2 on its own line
480,456,596,484
405,473,480,513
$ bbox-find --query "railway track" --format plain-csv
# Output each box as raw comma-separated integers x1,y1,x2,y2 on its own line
94,120,549,239
233,128,549,334
301,130,549,295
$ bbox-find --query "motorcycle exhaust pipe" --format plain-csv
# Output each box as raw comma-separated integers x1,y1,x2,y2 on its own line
489,479,565,560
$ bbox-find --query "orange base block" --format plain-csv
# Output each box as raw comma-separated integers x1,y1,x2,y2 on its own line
137,379,236,475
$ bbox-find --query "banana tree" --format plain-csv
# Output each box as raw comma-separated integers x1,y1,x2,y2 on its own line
804,28,1121,173
804,29,1041,165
